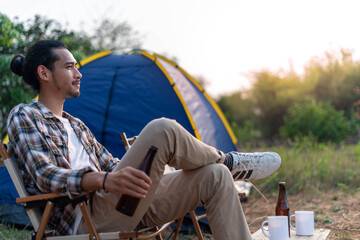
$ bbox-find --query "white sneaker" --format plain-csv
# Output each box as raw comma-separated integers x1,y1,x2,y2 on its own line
229,152,281,180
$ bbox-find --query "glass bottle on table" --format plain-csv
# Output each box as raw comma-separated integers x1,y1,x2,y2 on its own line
275,182,290,236
115,145,158,216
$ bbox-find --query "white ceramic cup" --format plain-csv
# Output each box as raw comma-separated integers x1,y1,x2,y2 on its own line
290,211,314,236
261,216,289,240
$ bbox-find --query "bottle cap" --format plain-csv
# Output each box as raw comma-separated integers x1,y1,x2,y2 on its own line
279,181,286,185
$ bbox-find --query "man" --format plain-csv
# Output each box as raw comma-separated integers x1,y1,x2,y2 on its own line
7,40,281,239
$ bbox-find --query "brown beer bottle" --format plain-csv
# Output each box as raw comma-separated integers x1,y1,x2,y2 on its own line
275,182,290,236
115,145,158,216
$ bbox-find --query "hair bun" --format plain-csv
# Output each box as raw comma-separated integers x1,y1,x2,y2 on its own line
10,54,25,76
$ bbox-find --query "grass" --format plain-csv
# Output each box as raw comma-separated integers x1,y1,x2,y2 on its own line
250,139,360,195
0,223,32,239
2,139,360,239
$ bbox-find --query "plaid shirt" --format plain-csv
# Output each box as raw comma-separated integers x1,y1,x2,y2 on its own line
7,100,120,236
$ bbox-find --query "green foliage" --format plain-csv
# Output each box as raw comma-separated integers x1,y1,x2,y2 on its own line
304,49,360,118
248,70,308,138
0,55,37,139
280,101,352,142
0,15,25,54
0,14,96,56
218,92,255,134
217,91,265,147
230,121,262,150
217,91,255,126
235,120,262,142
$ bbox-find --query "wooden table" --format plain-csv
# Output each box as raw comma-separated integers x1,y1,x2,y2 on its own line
252,228,330,240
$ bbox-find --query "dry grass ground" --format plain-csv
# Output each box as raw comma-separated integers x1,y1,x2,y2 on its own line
157,189,360,239
243,190,360,240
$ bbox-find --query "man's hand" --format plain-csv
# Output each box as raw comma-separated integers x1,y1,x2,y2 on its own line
81,167,152,198
105,167,151,198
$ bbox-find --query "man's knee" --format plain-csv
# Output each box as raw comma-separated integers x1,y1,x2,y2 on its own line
198,164,236,201
203,164,234,188
145,118,178,135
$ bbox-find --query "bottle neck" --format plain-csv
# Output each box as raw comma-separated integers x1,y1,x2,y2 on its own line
277,185,288,202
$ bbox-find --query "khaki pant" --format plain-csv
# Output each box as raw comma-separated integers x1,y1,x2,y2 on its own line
78,118,252,240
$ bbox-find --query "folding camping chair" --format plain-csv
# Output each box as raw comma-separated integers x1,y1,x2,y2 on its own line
0,141,182,240
121,133,246,240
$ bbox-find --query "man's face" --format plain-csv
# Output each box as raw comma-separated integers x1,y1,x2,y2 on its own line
50,48,82,99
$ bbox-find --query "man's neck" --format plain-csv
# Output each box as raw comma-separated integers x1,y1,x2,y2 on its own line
38,92,65,117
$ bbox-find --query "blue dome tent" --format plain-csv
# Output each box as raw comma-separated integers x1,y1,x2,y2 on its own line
63,50,237,157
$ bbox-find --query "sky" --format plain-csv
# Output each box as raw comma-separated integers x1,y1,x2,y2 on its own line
2,0,360,98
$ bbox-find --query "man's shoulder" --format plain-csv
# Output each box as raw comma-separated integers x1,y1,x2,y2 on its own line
9,102,40,118
7,103,42,136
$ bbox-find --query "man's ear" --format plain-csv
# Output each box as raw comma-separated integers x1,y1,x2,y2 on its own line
37,65,50,82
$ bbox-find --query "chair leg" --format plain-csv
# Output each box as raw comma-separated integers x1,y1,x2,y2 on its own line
36,201,54,240
154,226,163,240
172,216,184,240
189,211,204,240
79,201,100,240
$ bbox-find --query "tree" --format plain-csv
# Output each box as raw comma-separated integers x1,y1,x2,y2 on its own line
217,91,254,126
249,70,307,138
304,49,360,118
0,15,25,54
0,14,96,58
0,14,36,140
217,91,262,144
92,18,142,51
0,55,36,140
280,101,352,142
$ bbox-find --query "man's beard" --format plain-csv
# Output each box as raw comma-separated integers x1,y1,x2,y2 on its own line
52,74,80,98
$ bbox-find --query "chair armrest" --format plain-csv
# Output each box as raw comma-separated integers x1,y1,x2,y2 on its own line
17,193,88,209
120,132,138,150
16,193,63,203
